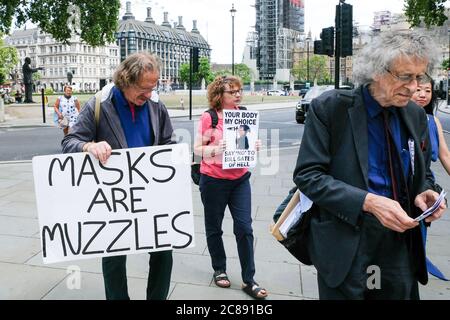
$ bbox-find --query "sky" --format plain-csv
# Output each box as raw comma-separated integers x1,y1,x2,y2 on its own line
120,0,410,64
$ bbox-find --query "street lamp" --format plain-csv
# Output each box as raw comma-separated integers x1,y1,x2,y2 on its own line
230,3,236,75
306,33,311,84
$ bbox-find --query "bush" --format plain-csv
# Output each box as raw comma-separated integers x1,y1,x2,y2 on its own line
44,88,54,95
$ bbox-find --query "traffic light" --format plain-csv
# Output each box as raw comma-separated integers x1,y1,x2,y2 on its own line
192,47,199,73
321,27,334,57
340,3,353,57
314,40,323,55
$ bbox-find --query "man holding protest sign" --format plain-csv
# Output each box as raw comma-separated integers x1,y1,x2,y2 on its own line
193,75,267,299
62,52,175,300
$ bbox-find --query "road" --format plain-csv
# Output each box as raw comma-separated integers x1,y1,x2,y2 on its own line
0,109,304,161
1,107,449,162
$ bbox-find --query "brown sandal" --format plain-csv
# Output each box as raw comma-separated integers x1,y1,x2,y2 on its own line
213,270,231,288
242,282,268,299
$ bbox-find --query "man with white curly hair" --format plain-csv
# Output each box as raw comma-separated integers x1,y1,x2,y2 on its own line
293,30,446,299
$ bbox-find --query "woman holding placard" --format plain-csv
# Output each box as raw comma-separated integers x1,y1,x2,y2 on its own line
193,75,267,299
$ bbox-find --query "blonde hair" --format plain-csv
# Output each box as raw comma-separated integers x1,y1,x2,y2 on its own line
113,52,161,90
207,75,242,110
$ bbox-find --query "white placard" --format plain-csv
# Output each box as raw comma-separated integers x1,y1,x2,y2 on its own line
32,144,195,264
222,109,259,169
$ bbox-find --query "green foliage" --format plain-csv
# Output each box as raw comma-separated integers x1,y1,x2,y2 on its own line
292,55,330,84
213,64,253,83
44,87,54,95
404,0,448,27
179,57,214,86
442,58,450,70
32,72,41,81
234,64,252,83
0,0,120,46
0,36,19,84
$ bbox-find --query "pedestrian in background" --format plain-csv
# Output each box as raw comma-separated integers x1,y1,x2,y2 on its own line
54,85,81,136
294,30,446,300
62,52,174,300
193,75,267,299
410,78,449,286
411,79,450,175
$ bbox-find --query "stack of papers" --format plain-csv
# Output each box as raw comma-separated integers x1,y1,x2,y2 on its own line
414,190,447,222
279,192,313,238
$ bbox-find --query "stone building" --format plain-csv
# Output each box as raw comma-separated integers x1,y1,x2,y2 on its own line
116,2,211,89
5,29,119,92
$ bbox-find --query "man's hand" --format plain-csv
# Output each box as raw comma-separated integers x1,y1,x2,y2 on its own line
414,189,446,223
363,193,418,232
84,141,112,165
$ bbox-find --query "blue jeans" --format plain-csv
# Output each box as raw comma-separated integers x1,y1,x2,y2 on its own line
199,172,255,284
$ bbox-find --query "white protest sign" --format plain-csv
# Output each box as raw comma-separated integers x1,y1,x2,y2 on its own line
222,109,259,169
32,144,195,264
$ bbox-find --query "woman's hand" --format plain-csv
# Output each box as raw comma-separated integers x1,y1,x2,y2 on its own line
215,139,227,155
255,139,262,151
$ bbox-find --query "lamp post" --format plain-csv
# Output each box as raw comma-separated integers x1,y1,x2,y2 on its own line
230,3,236,75
306,33,311,85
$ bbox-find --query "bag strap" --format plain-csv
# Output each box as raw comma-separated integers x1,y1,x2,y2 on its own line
205,109,218,128
94,91,102,127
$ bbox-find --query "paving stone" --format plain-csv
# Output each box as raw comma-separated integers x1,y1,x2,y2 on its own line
0,215,38,237
0,235,41,263
0,262,67,299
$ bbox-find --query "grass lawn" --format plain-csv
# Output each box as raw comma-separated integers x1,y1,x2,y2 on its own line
36,92,299,109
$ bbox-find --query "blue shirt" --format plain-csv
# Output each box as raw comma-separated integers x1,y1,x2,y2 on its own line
427,115,439,162
364,86,410,199
112,87,152,148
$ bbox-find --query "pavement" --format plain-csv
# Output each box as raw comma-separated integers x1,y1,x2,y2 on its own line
0,100,449,300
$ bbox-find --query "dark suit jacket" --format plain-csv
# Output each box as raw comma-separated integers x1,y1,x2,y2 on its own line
293,86,434,288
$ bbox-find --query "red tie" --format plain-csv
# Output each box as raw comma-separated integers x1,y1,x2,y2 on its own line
128,102,136,122
382,110,399,201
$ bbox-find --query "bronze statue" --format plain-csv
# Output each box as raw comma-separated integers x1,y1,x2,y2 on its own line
22,57,43,103
67,71,73,84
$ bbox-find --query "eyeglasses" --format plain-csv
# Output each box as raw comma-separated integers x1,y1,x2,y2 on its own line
224,89,243,96
385,68,431,84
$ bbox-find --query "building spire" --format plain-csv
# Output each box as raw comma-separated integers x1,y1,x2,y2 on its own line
145,7,155,24
122,1,135,20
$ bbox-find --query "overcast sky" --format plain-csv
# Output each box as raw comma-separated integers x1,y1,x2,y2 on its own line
121,0,412,64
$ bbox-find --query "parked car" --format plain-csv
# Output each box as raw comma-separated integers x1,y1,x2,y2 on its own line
295,85,334,124
295,85,353,124
299,88,309,98
267,89,287,96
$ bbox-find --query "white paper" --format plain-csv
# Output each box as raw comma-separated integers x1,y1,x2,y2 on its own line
32,144,195,264
279,192,313,238
222,110,259,169
414,190,446,222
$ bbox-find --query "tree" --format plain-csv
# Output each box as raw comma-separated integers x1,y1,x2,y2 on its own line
234,64,252,83
443,58,450,70
179,57,214,86
213,64,252,83
0,36,19,84
0,0,120,46
32,71,41,82
292,55,329,84
404,0,448,27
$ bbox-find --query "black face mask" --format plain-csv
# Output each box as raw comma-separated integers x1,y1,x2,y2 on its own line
64,94,71,99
